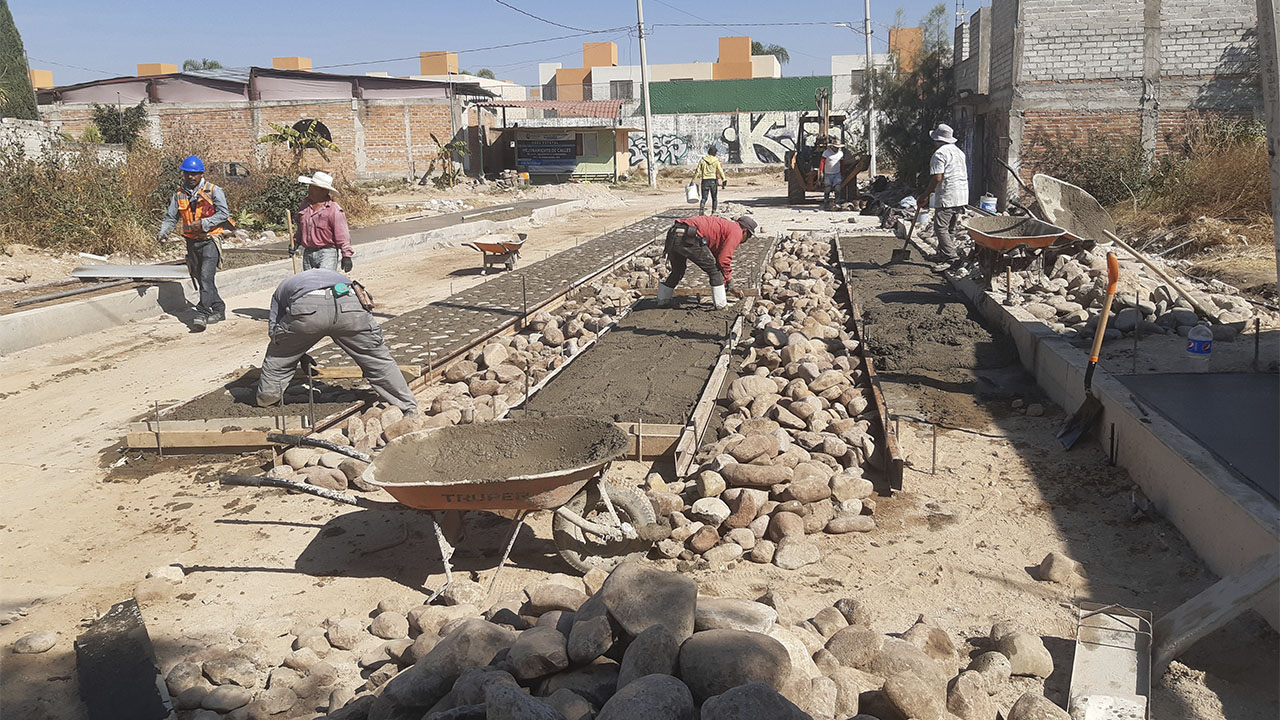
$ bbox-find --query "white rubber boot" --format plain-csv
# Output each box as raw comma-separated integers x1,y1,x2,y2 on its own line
711,284,728,309
656,283,675,307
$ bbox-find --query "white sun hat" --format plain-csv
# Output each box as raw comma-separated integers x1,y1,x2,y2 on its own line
929,124,958,143
298,171,338,192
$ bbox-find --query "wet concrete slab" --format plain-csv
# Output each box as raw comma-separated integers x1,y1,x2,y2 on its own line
1118,372,1279,504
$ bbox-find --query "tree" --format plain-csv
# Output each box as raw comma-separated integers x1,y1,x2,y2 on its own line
182,58,223,71
750,41,790,65
425,132,468,189
256,119,340,169
475,68,496,80
0,0,38,120
867,3,954,183
91,100,149,148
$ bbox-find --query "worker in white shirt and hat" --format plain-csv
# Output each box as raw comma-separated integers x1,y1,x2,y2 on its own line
293,171,354,272
915,123,969,268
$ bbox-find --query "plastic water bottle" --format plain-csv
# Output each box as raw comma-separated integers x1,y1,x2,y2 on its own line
1186,321,1213,372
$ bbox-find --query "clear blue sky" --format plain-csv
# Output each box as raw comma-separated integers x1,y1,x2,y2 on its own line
14,0,976,88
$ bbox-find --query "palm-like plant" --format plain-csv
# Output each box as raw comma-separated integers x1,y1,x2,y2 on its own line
750,41,790,65
256,120,340,169
426,132,469,189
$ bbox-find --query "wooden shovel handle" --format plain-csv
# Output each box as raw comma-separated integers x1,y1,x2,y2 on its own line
1089,253,1120,364
1103,229,1216,321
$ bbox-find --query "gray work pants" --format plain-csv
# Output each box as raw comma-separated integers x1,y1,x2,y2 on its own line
255,291,418,413
663,223,724,288
186,239,225,315
933,206,964,260
302,247,339,271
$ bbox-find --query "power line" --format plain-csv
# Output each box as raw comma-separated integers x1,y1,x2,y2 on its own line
25,55,117,77
491,0,607,33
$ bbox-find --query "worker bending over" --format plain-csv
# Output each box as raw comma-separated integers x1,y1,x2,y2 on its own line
293,171,354,272
656,215,759,310
158,155,234,330
255,269,418,416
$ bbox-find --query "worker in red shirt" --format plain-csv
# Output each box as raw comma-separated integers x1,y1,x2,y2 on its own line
656,215,759,309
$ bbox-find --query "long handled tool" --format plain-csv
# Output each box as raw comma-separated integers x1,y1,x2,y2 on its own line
890,210,921,263
286,213,298,274
1058,252,1120,448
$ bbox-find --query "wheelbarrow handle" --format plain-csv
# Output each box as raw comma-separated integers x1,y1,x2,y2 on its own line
267,432,371,463
221,473,364,506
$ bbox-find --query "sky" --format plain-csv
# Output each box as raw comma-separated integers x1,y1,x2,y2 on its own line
12,0,978,89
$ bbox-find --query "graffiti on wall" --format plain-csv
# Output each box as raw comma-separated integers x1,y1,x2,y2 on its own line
628,134,690,167
722,112,796,164
626,112,800,167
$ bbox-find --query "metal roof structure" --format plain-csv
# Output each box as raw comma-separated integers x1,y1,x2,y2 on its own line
476,99,624,119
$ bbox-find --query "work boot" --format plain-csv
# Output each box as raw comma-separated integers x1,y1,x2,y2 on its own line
191,313,207,331
711,284,728,310
205,311,225,325
656,283,675,308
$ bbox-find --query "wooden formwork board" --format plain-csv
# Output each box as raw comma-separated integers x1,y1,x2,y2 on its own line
673,301,752,477
833,236,905,492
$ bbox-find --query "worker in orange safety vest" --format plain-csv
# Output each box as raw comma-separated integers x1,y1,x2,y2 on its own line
158,155,234,330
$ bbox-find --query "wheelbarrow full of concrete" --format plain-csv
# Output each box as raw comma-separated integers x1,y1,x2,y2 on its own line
464,233,526,274
221,416,657,602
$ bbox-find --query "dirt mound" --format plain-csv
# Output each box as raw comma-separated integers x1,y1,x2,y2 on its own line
518,183,628,211
371,415,628,485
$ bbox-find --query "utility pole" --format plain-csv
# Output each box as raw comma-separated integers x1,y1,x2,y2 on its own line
864,0,877,177
636,0,657,187
1258,0,1280,287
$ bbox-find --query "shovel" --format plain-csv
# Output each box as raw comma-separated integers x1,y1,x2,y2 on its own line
1058,252,1120,448
891,210,921,263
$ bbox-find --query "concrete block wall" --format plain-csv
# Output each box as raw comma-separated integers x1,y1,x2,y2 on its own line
989,0,1018,96
1021,0,1145,83
1161,0,1257,79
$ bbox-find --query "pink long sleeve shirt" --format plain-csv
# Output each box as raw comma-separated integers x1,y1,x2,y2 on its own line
294,200,353,257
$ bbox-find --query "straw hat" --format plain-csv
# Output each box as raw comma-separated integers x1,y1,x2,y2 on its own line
298,171,338,192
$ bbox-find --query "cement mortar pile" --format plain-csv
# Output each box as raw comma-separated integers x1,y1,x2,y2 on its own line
644,234,883,573
150,560,1073,720
268,247,668,492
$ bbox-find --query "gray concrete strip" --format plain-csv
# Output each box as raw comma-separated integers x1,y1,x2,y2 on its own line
947,270,1280,629
0,200,581,355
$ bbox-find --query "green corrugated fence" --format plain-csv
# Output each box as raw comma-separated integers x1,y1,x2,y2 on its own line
646,76,833,114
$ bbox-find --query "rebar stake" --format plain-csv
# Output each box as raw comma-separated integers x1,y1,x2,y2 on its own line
154,400,163,458
931,423,938,475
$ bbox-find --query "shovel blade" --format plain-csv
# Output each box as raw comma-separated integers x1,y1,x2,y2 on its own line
890,248,912,263
1057,393,1104,448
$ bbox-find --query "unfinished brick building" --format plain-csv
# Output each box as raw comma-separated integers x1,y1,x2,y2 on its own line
952,0,1261,205
36,63,494,181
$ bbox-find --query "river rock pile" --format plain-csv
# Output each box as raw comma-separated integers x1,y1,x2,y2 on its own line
269,249,668,492
646,235,882,572
160,561,1069,720
979,245,1256,342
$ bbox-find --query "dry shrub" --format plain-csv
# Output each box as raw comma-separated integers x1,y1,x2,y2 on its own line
1142,115,1270,222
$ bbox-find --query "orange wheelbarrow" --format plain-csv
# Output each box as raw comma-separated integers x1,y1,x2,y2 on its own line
464,233,527,274
221,416,657,602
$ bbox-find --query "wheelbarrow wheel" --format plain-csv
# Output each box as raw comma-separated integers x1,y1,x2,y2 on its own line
553,482,656,575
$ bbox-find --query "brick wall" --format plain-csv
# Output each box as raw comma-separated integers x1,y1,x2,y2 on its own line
40,98,457,180
1021,0,1145,83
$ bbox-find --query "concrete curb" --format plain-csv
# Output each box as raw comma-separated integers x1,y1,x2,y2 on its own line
0,200,587,355
948,271,1279,625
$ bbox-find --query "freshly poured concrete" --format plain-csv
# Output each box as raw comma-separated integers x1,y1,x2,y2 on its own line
1119,373,1278,503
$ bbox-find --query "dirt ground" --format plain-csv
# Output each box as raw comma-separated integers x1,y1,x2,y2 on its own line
1,185,1276,720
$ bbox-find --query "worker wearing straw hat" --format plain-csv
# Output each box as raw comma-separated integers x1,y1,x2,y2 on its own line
293,171,353,272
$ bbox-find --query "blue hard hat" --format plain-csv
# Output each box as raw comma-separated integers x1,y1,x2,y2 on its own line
180,155,205,172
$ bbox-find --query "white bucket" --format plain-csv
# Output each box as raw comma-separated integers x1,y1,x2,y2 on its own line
685,182,700,204
979,193,997,213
